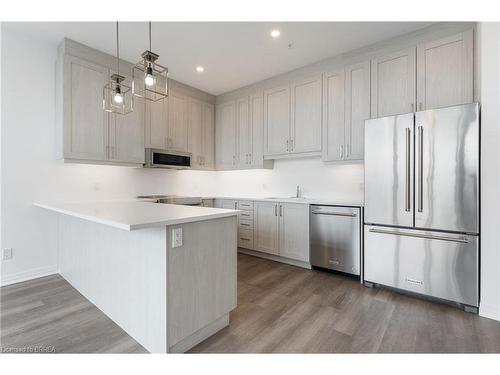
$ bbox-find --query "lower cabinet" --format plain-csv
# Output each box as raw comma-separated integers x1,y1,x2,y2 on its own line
254,201,280,255
279,203,310,262
253,201,309,262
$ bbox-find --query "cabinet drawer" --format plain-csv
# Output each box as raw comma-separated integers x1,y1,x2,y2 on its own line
238,229,254,249
238,201,254,210
238,219,254,230
238,210,254,221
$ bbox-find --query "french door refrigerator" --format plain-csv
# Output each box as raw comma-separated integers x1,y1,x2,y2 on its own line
364,103,479,312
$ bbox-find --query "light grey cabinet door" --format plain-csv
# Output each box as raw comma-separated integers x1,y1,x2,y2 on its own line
145,98,168,149
201,103,215,170
371,48,416,118
278,203,309,262
344,60,370,160
254,201,280,255
236,96,250,167
416,29,473,111
168,89,189,152
215,101,237,169
322,68,345,162
290,75,322,154
249,92,264,167
63,55,109,161
187,97,204,169
264,85,290,156
109,96,145,164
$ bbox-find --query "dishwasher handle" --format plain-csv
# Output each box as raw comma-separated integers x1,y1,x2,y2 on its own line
311,211,357,217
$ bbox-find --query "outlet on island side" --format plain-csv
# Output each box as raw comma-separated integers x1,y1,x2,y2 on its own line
3,248,13,261
172,228,183,248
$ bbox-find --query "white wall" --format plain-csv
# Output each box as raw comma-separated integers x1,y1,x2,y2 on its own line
0,27,363,285
478,22,500,321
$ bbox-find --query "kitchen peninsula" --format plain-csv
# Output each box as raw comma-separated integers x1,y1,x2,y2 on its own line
34,201,238,353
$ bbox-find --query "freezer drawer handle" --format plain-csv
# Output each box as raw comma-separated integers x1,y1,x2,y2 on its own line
368,228,469,243
312,211,357,217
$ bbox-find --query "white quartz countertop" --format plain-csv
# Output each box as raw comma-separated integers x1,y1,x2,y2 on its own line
34,201,239,231
207,196,364,207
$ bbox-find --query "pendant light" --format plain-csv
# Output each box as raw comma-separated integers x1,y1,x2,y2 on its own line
132,22,169,101
103,22,133,114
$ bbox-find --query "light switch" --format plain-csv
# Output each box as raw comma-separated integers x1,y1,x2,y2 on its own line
172,228,183,248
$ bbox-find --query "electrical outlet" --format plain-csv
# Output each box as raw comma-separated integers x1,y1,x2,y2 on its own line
3,248,13,261
172,228,183,248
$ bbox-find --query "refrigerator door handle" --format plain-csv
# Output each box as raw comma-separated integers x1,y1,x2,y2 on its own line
368,228,469,243
417,125,424,213
405,127,411,212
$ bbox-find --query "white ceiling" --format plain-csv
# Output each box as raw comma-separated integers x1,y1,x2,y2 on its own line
5,22,433,95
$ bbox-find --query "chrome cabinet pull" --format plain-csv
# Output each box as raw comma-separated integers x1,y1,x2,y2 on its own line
279,205,283,216
346,144,350,158
368,228,469,243
274,204,278,216
290,139,294,151
339,145,343,159
417,126,423,213
286,140,289,152
405,127,411,212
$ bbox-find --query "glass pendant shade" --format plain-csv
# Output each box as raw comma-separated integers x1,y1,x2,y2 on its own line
103,74,134,115
132,50,168,102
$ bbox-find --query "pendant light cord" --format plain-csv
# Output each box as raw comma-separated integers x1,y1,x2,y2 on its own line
149,21,152,51
116,21,120,75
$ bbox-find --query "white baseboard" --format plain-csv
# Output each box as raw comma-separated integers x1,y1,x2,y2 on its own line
479,302,500,321
238,248,311,269
0,265,58,287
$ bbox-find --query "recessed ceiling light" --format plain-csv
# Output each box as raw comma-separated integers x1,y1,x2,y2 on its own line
270,29,281,38
196,66,204,73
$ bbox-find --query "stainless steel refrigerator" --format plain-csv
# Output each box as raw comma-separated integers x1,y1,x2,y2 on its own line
364,103,479,312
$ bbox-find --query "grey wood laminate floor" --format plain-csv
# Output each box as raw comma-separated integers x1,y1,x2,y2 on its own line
2,253,500,353
191,253,500,353
0,274,147,353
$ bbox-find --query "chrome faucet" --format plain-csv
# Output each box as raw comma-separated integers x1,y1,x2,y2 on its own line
295,185,300,198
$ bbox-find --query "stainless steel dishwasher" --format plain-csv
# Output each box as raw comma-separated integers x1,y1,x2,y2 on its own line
310,205,361,276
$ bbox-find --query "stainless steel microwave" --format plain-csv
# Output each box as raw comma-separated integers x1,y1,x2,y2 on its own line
144,148,192,169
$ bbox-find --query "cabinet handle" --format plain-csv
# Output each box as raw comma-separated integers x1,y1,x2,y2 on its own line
240,238,250,241
241,223,251,227
290,139,294,151
279,205,283,216
274,204,277,216
286,140,289,152
346,144,350,158
234,202,237,209
340,145,343,159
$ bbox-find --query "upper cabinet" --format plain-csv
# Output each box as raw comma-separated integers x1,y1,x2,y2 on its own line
57,39,216,168
215,101,237,169
371,48,416,117
168,89,189,152
322,68,345,162
264,85,290,156
145,98,168,150
322,61,370,162
215,93,272,170
201,103,215,170
237,97,251,166
59,55,110,162
416,29,473,111
188,98,215,170
290,75,322,154
344,61,370,160
263,75,322,158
